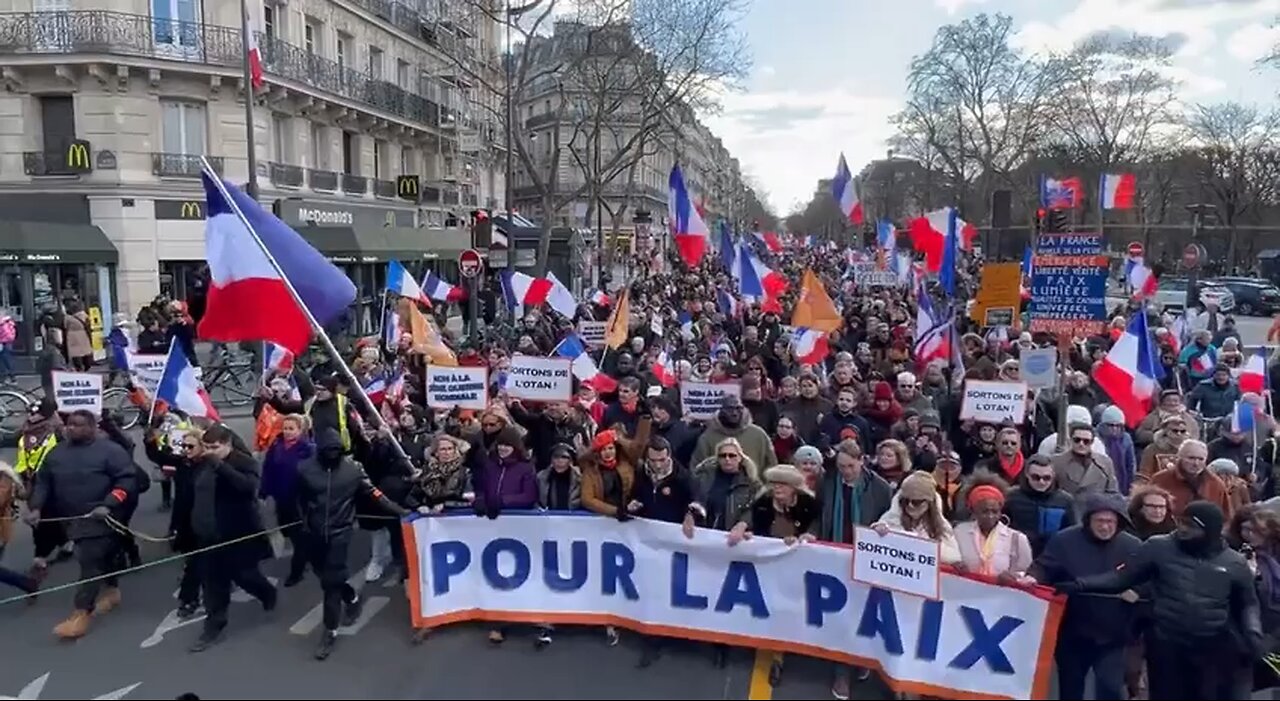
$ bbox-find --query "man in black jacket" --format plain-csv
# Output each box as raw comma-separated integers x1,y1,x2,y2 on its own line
296,427,407,660
1029,494,1140,700
1003,455,1077,557
26,409,136,640
189,424,278,652
1058,500,1263,700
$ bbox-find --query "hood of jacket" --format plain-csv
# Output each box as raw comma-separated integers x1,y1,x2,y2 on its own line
315,427,345,452
1081,492,1131,541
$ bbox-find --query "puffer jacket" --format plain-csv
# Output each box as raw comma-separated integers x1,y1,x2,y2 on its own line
1076,532,1262,645
1186,377,1240,419
691,454,762,531
28,437,136,540
1003,471,1077,557
295,428,403,542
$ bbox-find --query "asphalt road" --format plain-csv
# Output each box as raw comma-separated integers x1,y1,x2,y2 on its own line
0,413,888,701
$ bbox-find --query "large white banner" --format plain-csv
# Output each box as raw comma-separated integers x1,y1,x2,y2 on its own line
405,514,1061,699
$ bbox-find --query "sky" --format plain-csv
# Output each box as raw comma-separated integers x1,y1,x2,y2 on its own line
700,0,1280,216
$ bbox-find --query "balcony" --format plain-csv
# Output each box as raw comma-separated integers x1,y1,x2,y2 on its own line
0,11,444,130
23,149,88,176
152,152,223,178
268,161,304,188
372,178,397,199
308,168,338,191
421,185,441,204
442,189,460,206
524,113,558,130
341,173,368,195
463,193,478,207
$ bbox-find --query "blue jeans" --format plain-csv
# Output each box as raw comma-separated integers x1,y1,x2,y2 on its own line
0,344,14,378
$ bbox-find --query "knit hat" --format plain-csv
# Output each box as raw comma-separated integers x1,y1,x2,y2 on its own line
550,443,576,461
494,427,523,450
591,430,617,452
793,445,823,464
1066,405,1091,425
1100,405,1125,426
1208,458,1239,476
919,410,942,429
898,471,937,501
873,381,894,401
764,464,806,490
1184,500,1225,535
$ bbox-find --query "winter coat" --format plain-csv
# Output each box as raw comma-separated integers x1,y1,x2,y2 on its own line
691,454,762,531
1186,378,1241,419
536,467,582,511
1138,430,1184,480
296,429,403,541
259,436,314,505
876,500,962,564
189,450,272,567
816,408,873,455
1149,467,1234,520
818,467,893,544
1050,449,1120,501
580,417,651,517
1003,475,1077,557
28,437,136,540
746,489,821,538
954,521,1034,576
409,452,471,510
778,395,834,444
633,464,697,524
653,417,700,468
64,311,92,359
509,402,593,470
472,453,538,513
690,414,777,472
1136,409,1201,449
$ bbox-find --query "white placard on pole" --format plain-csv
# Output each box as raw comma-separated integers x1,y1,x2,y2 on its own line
679,381,742,421
1018,347,1059,390
577,321,607,349
851,526,942,600
52,370,103,416
425,365,489,411
960,380,1029,424
506,355,573,402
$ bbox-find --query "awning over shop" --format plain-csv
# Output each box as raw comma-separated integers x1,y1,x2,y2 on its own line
294,226,363,263
294,225,472,264
0,221,119,264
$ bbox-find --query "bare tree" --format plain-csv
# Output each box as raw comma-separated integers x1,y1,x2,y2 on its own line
1183,102,1280,264
449,0,747,275
891,13,1062,221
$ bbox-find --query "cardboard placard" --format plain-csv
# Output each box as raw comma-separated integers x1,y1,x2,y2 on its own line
425,365,488,411
679,381,742,421
506,355,573,402
126,352,167,398
960,380,1029,424
971,262,1022,328
852,526,942,600
52,371,103,416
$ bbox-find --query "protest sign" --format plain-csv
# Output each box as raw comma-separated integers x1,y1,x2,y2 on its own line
1019,347,1059,389
126,352,167,397
52,371,103,415
850,263,899,287
852,526,941,600
425,366,488,411
506,355,572,402
1029,234,1108,337
680,381,741,420
960,380,1029,424
577,321,607,349
407,513,1064,700
971,262,1022,328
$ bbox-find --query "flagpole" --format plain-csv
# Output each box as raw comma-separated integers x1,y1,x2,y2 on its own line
240,0,261,200
200,157,410,464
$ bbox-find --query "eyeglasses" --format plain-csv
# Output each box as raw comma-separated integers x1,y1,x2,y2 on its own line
1028,473,1054,482
181,443,199,450
903,498,930,507
999,440,1020,446
1071,436,1093,444
1142,502,1168,510
718,453,741,459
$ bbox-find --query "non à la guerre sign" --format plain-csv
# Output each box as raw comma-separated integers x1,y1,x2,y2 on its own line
425,365,488,411
52,370,103,416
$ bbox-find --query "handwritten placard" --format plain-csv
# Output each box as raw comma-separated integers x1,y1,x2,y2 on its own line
425,365,488,411
679,381,742,421
52,371,103,416
507,355,573,402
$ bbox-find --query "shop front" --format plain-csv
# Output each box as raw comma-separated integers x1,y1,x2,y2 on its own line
0,195,120,357
274,198,471,336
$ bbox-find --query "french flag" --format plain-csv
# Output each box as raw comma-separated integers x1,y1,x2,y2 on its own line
876,219,896,254
422,270,466,303
545,271,577,318
156,338,218,420
734,246,785,313
363,374,388,405
1239,351,1267,394
831,153,864,225
555,333,617,393
913,284,952,369
589,289,611,307
1100,173,1138,210
653,351,678,387
909,207,977,275
387,260,431,306
755,231,784,254
1040,175,1083,209
791,327,829,365
1231,400,1257,434
1092,311,1164,427
1189,349,1217,376
245,0,264,90
668,164,710,268
1124,256,1158,300
500,270,554,310
262,341,293,382
385,372,407,406
678,311,694,339
198,171,356,356
716,288,740,317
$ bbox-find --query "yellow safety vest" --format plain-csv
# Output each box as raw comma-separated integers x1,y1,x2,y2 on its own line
17,432,57,475
307,394,351,452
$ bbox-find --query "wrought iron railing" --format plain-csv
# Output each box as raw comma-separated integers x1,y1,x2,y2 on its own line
341,173,368,194
23,149,83,176
308,168,338,191
152,152,223,177
421,185,441,204
0,11,443,129
268,161,304,187
372,178,397,198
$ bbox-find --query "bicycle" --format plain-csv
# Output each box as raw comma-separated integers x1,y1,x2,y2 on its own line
199,348,259,408
0,383,142,444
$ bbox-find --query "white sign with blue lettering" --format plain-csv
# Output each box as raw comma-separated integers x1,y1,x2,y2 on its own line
406,514,1061,699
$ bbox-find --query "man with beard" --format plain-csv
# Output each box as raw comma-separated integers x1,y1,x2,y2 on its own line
603,377,645,436
1059,501,1262,699
817,386,872,455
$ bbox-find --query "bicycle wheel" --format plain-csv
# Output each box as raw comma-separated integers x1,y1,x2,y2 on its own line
212,364,259,408
0,389,32,444
103,386,144,430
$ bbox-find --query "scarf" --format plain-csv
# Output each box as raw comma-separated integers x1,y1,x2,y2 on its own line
418,454,467,501
599,455,618,470
972,524,1000,576
832,473,865,544
998,452,1024,480
619,398,638,413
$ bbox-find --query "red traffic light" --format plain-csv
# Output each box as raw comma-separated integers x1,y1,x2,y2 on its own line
1036,208,1047,219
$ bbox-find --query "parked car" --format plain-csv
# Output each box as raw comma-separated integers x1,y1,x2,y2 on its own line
1152,278,1235,312
1205,277,1280,316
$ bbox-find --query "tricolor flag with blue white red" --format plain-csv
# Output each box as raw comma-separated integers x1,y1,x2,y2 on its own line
1100,173,1138,210
156,338,218,420
1123,255,1158,300
1239,351,1268,394
500,270,553,310
198,170,356,356
831,153,864,225
669,164,711,268
754,231,783,254
678,311,694,340
363,373,388,405
555,333,617,393
387,260,431,306
876,219,896,255
913,283,952,369
1092,310,1164,427
1232,400,1257,434
422,270,466,303
652,351,678,387
791,327,829,366
262,341,293,383
1040,175,1083,209
716,288,740,317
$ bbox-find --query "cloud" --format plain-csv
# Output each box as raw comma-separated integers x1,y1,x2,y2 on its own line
1227,22,1280,62
933,0,990,15
702,88,900,213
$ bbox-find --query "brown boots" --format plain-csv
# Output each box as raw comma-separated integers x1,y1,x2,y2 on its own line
52,587,121,640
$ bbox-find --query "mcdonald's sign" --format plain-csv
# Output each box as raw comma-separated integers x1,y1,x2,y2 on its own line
65,140,92,173
396,175,420,202
155,199,206,220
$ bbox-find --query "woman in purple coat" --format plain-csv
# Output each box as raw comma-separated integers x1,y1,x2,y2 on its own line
259,415,314,587
471,426,537,644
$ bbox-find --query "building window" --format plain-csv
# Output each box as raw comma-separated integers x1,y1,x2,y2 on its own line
263,3,276,39
397,59,410,89
374,139,387,178
400,146,415,174
161,99,206,155
38,94,76,151
304,19,318,54
336,32,350,70
311,123,327,169
342,131,356,174
272,113,291,162
368,47,384,80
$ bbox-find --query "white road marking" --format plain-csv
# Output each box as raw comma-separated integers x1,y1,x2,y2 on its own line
2,674,140,700
289,573,389,636
143,577,278,648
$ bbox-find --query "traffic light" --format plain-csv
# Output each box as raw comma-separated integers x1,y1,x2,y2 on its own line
1034,208,1045,236
472,209,493,248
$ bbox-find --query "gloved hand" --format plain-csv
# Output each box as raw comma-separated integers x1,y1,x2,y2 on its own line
90,505,111,520
486,503,501,520
615,506,630,522
1055,580,1083,596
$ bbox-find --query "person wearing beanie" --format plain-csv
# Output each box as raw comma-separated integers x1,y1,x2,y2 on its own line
1207,457,1252,515
580,411,652,520
1135,389,1201,451
1138,414,1190,480
792,444,824,493
953,473,1033,581
861,381,903,447
1037,405,1108,458
1096,405,1137,493
1057,500,1261,699
647,396,697,469
1028,493,1141,700
472,426,537,646
871,471,960,564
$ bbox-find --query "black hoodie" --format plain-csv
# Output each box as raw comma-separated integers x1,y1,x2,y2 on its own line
1003,471,1077,557
295,428,403,541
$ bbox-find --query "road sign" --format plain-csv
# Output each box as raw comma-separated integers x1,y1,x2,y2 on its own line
1127,241,1144,258
458,249,484,278
1183,243,1204,268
